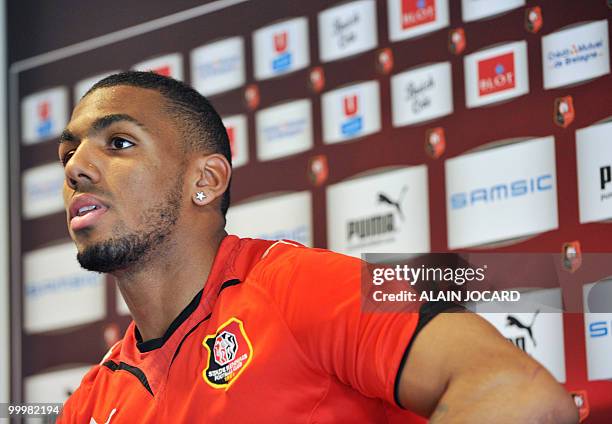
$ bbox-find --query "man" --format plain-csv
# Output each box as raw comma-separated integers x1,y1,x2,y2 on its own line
57,71,577,423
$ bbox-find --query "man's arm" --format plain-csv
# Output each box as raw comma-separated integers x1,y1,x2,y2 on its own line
397,312,578,423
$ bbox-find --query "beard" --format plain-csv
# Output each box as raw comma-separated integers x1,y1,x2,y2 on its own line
76,177,183,273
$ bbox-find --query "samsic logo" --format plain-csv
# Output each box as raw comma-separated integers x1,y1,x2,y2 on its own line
477,52,516,96
450,174,553,210
346,186,408,247
401,0,436,30
588,320,612,338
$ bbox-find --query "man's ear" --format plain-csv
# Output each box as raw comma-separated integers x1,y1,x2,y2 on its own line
189,153,231,206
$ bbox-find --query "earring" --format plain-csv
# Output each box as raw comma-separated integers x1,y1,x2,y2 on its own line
194,191,207,203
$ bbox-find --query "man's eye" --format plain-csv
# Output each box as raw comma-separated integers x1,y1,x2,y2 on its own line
61,151,75,166
110,137,135,150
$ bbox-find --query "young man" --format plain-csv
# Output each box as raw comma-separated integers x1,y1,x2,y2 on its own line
57,72,577,423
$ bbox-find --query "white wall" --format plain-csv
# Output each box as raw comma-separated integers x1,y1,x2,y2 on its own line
0,0,10,405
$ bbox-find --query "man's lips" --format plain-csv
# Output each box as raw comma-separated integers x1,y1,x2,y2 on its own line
69,194,109,232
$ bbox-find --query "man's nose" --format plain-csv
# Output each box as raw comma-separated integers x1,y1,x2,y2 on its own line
64,141,101,190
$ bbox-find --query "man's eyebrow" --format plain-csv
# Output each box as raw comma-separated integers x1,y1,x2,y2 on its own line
90,113,147,133
58,129,77,144
57,113,148,144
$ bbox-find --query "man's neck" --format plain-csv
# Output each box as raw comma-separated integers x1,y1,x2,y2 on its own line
114,228,227,342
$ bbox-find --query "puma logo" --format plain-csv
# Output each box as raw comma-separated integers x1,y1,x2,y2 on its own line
378,186,408,221
506,311,540,346
90,408,117,424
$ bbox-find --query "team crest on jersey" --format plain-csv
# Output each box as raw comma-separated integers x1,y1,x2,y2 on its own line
202,317,253,389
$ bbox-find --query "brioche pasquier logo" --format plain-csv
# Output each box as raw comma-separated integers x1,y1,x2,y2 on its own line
333,12,360,49
404,75,435,114
477,52,516,96
401,0,436,30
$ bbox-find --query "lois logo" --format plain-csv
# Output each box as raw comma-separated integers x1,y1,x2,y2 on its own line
203,318,253,389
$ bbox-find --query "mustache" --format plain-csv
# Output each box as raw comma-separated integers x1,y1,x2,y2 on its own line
67,183,113,200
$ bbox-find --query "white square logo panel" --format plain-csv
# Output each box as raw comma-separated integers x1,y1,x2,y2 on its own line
387,0,449,42
252,17,310,81
321,81,381,144
226,191,313,247
23,243,106,333
461,0,525,23
576,120,612,223
25,366,94,403
222,114,249,168
326,166,430,257
445,137,558,249
542,20,610,90
190,37,245,96
21,87,69,145
476,288,566,383
74,70,121,104
583,279,612,381
318,0,378,63
464,41,529,108
22,162,66,220
391,62,453,127
255,99,313,161
132,53,184,81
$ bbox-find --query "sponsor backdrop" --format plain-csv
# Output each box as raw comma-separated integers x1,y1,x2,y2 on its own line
7,0,612,422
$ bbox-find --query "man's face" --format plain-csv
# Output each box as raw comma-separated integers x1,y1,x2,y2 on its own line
59,86,187,273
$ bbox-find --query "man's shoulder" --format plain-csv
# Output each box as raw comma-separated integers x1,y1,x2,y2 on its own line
257,239,359,270
85,340,124,380
245,239,362,289
68,341,122,394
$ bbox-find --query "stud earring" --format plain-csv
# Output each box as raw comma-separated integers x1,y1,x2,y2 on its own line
194,191,207,202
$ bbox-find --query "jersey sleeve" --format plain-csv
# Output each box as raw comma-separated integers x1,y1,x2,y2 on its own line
56,365,98,423
256,245,422,407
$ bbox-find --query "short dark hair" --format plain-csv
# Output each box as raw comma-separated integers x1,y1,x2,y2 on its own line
83,71,232,217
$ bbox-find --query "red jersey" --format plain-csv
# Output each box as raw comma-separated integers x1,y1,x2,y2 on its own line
58,236,427,423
